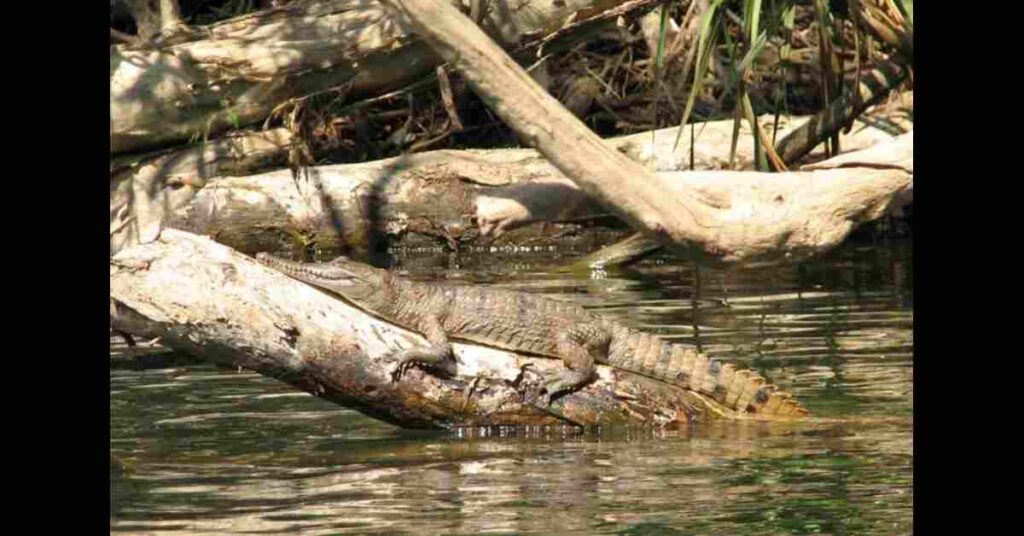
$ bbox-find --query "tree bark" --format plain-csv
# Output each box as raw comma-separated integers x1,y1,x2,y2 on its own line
111,128,293,255
773,61,908,166
159,119,910,263
110,229,754,429
110,0,661,155
379,0,909,265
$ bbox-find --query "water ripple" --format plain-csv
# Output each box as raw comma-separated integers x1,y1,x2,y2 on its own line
111,242,912,534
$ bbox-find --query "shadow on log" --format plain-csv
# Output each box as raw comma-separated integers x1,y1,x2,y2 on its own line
111,229,808,429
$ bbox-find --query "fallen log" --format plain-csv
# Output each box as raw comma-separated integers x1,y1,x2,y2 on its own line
163,117,909,262
110,229,779,429
379,0,911,265
163,145,632,256
475,113,910,240
111,128,292,255
110,0,661,155
475,122,910,267
574,78,913,269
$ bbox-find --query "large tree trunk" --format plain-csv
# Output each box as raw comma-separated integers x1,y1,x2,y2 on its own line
110,0,661,155
110,229,770,429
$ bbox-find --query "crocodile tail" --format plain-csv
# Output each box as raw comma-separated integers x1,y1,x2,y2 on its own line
606,326,808,417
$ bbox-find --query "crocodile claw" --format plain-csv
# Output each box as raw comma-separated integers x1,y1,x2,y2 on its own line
390,360,413,382
539,391,558,407
518,380,563,407
540,382,571,406
389,353,458,383
507,365,578,406
508,363,544,403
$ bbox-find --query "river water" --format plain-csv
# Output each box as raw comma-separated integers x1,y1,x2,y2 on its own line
110,239,912,535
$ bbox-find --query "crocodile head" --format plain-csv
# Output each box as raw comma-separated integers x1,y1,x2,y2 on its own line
255,252,386,303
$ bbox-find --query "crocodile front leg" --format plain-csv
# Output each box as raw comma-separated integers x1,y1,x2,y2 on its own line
536,325,605,405
390,314,458,381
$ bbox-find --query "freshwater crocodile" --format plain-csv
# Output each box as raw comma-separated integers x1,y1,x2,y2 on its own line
255,253,808,417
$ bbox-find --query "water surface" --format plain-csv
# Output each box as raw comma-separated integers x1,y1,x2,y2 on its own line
111,240,912,534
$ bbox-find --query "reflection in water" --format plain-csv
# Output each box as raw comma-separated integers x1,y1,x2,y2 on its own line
111,242,912,534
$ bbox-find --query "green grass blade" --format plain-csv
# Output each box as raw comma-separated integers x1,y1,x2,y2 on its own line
653,4,670,80
772,2,796,146
734,30,769,79
674,0,725,150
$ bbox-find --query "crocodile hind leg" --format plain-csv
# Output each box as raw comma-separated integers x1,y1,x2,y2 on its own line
536,326,604,405
390,315,458,381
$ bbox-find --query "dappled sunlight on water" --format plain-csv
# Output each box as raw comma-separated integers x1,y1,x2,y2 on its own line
111,241,912,534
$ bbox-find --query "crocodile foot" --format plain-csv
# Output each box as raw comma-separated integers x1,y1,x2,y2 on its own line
390,359,416,382
507,363,545,403
538,368,596,406
388,348,458,382
507,363,596,406
511,372,587,407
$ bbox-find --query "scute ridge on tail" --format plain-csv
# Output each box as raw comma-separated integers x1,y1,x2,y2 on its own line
607,327,808,417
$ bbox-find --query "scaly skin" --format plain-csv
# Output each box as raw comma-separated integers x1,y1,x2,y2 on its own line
255,253,808,417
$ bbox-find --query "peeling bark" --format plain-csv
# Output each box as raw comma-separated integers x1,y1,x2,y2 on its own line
110,229,756,429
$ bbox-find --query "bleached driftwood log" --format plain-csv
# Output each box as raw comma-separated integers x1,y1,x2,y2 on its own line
111,128,293,255
110,0,660,154
110,229,751,429
115,0,188,42
162,119,910,262
475,111,910,239
379,0,911,265
484,131,913,266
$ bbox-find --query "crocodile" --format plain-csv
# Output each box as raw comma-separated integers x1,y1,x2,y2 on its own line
255,253,808,417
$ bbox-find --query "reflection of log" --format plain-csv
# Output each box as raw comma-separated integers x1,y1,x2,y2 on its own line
379,0,911,265
110,229,760,429
110,0,659,155
162,116,905,256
